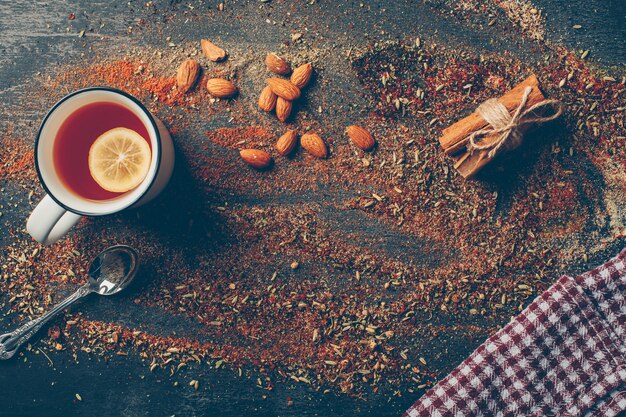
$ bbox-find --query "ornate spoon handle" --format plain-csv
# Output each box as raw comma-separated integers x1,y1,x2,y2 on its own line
0,284,92,360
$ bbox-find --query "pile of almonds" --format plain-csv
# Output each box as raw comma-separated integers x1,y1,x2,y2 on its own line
259,53,313,122
241,53,331,169
175,38,237,99
175,43,375,171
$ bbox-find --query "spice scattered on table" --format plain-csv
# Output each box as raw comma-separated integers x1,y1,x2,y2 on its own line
1,3,624,400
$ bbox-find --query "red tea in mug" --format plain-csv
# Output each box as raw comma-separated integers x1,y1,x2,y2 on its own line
53,102,151,200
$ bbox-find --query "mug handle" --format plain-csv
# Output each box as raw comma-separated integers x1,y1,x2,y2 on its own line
26,195,82,245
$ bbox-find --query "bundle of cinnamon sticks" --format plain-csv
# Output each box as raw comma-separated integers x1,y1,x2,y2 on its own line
439,75,553,179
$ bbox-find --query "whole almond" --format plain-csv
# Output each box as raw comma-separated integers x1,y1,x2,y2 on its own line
301,133,327,159
346,125,375,151
276,97,292,122
206,78,238,98
240,149,273,169
258,85,277,112
265,53,291,75
275,130,298,156
201,39,227,62
267,78,300,101
290,63,313,89
176,59,200,93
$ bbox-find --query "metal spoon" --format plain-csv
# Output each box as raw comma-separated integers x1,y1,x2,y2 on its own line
0,245,139,360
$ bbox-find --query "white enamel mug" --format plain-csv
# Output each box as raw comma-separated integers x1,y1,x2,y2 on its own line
27,87,175,245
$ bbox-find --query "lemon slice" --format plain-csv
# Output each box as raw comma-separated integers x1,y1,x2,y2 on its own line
88,127,151,193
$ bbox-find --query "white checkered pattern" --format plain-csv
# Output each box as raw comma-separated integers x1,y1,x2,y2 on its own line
404,249,626,417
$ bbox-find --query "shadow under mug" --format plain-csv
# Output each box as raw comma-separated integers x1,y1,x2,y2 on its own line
27,87,175,245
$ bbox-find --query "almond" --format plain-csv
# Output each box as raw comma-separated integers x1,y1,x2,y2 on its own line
290,63,313,89
275,130,298,156
301,133,327,159
258,85,277,112
276,97,292,122
265,53,291,75
240,149,273,169
267,78,300,101
201,39,227,62
206,78,238,98
176,59,200,93
346,125,375,151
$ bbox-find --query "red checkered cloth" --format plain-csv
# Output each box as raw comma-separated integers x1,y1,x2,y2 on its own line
404,249,626,417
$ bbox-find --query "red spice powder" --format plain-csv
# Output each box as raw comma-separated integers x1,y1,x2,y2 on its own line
0,126,35,182
207,126,276,149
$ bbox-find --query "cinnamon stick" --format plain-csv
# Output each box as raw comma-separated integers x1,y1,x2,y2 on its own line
452,150,485,179
440,75,545,156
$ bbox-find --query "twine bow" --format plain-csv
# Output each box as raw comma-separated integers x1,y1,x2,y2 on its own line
467,86,563,159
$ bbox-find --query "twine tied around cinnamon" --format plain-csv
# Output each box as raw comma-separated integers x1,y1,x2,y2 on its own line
466,86,563,159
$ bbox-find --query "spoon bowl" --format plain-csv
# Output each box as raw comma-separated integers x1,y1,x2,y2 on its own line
88,245,139,295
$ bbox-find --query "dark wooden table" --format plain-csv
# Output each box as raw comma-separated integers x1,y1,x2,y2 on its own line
1,1,624,416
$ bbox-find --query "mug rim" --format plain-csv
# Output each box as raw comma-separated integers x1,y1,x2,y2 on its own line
34,87,163,216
